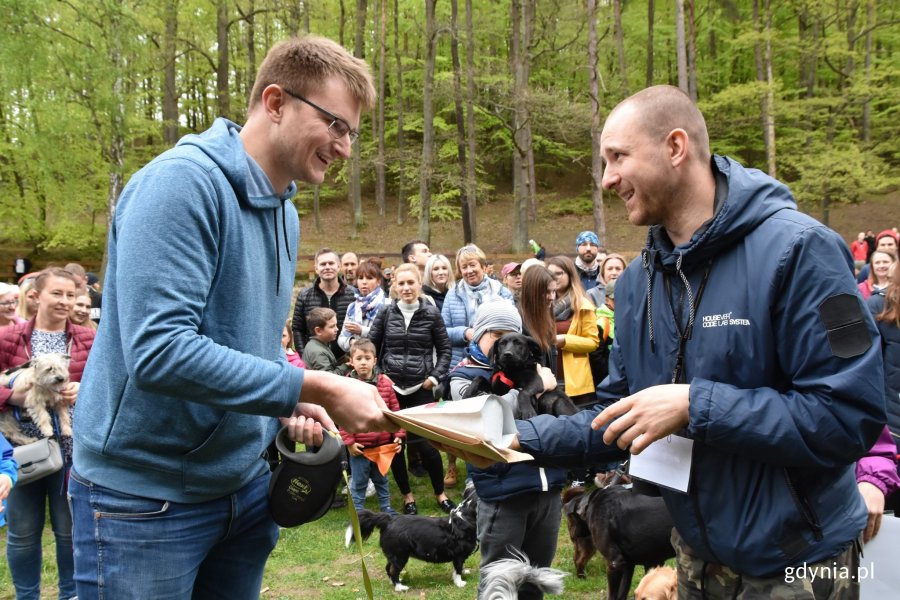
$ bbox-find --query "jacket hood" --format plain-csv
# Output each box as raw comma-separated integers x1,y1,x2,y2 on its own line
177,118,298,295
175,118,297,210
646,156,796,272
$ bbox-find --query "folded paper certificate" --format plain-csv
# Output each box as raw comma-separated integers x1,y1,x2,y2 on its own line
383,395,533,464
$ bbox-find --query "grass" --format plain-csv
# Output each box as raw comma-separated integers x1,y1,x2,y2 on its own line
0,464,651,599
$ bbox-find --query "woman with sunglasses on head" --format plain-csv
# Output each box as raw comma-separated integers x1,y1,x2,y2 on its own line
0,268,95,600
545,256,599,407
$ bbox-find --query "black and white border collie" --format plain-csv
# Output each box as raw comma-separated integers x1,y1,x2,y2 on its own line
345,485,479,592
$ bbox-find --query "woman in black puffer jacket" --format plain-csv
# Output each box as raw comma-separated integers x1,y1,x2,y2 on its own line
369,263,454,514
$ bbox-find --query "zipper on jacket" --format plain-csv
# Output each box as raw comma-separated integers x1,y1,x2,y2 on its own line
689,478,723,565
782,468,824,542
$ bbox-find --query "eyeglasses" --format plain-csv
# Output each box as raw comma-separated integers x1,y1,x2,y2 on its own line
0,300,17,307
281,88,359,143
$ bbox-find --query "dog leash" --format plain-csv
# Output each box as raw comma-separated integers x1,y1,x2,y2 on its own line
342,466,374,600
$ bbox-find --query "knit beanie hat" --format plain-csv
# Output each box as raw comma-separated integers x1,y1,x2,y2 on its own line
472,301,522,342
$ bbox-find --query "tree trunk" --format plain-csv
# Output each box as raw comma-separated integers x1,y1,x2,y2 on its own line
375,0,387,216
763,0,776,176
162,0,179,146
450,0,473,243
348,0,367,238
246,0,257,105
339,0,346,47
418,0,437,243
587,0,606,242
394,0,406,225
646,0,655,87
686,0,697,100
313,185,322,233
613,0,629,95
523,0,536,225
675,0,688,93
510,0,529,252
216,0,230,119
103,10,127,276
861,0,874,142
753,0,776,177
464,0,478,241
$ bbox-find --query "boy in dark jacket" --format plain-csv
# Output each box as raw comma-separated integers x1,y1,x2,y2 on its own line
341,340,404,514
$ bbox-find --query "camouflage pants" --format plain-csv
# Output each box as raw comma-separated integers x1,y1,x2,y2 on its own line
672,529,862,599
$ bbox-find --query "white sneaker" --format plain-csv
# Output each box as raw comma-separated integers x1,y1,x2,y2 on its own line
366,480,376,498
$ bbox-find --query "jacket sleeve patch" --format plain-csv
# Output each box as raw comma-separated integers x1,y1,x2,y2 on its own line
818,293,872,359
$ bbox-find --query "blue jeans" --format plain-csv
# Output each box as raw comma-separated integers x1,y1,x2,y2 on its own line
68,469,279,600
6,467,75,600
349,453,392,512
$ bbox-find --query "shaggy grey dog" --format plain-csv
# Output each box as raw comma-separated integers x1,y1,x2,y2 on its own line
479,548,567,599
0,354,71,445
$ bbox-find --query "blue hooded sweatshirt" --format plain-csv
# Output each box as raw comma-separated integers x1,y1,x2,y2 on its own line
73,119,303,503
517,156,885,577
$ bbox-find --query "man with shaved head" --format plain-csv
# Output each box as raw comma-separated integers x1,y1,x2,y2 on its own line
485,86,884,597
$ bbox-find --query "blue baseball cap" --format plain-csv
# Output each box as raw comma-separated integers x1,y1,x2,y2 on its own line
576,231,600,249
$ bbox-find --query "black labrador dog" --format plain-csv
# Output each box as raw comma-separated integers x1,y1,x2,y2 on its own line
463,333,578,419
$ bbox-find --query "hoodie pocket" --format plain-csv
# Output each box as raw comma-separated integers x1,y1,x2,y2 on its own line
182,411,271,496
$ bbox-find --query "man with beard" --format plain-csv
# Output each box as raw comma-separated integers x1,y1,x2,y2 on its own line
574,231,602,291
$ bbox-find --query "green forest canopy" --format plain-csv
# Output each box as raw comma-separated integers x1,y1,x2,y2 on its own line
0,0,897,255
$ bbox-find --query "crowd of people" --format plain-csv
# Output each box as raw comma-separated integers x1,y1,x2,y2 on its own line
1,33,898,600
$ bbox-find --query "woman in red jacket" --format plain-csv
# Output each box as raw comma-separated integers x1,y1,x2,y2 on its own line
1,267,95,600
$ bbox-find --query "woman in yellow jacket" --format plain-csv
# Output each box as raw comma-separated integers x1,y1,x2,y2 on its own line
547,256,599,406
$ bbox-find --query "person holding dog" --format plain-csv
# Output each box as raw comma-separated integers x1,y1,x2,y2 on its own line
0,267,95,600
451,86,886,598
70,36,394,599
447,301,563,600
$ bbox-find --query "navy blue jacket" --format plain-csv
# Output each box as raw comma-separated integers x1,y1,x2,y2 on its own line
518,156,885,577
449,360,566,502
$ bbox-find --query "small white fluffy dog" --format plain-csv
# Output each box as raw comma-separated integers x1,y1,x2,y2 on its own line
0,354,71,445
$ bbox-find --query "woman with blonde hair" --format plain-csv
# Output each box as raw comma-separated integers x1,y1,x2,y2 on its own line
546,255,599,406
369,263,455,514
441,244,513,369
16,276,38,321
422,254,455,312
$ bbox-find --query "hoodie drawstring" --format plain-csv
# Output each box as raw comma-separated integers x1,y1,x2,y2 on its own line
273,209,281,296
272,201,293,297
662,254,713,383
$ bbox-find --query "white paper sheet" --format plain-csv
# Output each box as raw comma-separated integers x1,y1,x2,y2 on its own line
627,434,693,493
859,514,900,599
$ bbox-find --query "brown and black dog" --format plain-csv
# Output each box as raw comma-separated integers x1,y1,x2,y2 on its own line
562,482,675,600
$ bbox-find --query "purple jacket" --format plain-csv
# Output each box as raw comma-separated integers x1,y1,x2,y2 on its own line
856,425,900,497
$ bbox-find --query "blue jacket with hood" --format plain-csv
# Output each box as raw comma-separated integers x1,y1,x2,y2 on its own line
73,119,304,503
517,156,885,577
